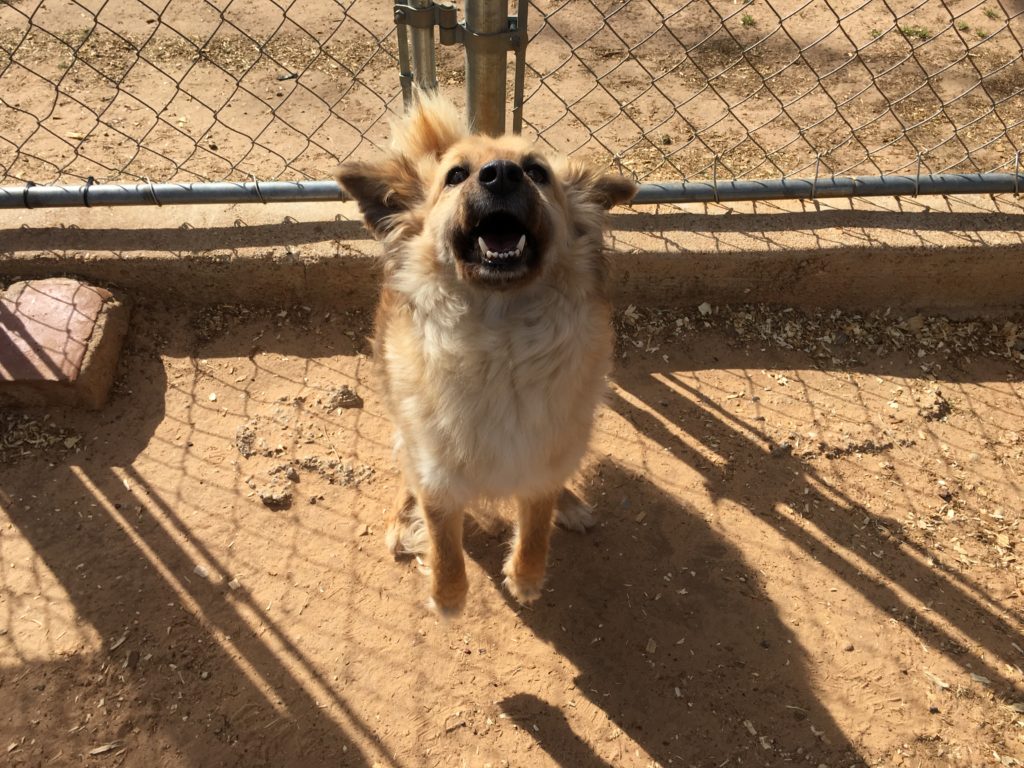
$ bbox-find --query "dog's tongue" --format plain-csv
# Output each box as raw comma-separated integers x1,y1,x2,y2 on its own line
481,231,521,253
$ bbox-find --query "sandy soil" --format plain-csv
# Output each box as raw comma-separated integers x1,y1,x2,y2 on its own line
2,301,1023,767
1,0,1022,185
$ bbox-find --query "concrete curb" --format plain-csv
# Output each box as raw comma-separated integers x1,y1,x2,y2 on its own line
2,195,1023,314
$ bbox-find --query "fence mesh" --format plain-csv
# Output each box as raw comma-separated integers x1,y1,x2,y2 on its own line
524,0,1024,181
1,0,1023,186
0,0,428,185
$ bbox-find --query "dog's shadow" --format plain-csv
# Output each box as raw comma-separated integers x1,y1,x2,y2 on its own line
464,458,861,766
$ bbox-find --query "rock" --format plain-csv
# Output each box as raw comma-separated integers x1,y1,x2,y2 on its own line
918,390,951,421
0,278,130,409
258,484,293,510
902,314,925,333
235,421,258,457
325,385,363,410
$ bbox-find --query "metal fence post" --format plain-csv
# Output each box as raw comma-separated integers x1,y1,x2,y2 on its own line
410,0,438,93
510,0,529,134
396,0,439,106
465,0,510,135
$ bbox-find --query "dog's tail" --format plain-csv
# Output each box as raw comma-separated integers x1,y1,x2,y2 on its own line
385,491,429,557
385,495,510,561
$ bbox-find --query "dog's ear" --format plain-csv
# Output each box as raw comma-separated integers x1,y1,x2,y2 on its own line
335,156,422,234
336,93,468,234
561,160,637,210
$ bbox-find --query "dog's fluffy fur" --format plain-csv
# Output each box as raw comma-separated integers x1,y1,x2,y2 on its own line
336,95,635,615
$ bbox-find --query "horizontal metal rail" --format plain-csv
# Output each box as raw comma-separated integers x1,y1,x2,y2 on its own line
631,173,1024,204
0,180,346,209
0,173,1021,210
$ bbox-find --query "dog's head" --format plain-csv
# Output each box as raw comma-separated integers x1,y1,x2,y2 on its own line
335,94,636,292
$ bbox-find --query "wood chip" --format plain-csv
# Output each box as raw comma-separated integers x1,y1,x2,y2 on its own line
645,638,657,654
923,670,950,690
443,712,466,733
89,742,122,756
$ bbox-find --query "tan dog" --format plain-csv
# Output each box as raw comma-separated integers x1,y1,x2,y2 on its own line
336,95,635,615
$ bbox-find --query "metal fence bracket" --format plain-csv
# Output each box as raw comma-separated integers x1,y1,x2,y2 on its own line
394,0,526,135
393,3,520,55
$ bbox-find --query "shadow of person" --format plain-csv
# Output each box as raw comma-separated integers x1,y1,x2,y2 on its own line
466,458,862,767
0,312,382,767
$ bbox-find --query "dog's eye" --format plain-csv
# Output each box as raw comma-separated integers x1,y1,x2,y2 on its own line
445,166,469,186
524,163,549,184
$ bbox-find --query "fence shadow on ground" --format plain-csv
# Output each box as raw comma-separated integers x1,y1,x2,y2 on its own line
2,302,1021,765
604,342,1024,702
466,455,861,766
0,324,392,767
1,219,370,254
463,337,1022,765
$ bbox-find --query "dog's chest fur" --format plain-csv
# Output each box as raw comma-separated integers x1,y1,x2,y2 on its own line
382,284,611,503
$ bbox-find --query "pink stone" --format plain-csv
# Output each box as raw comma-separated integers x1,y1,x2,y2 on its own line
1,278,129,409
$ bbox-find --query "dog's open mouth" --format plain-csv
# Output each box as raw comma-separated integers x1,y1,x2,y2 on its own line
462,212,536,280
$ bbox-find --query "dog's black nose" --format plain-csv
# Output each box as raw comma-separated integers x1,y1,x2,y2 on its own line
478,160,524,196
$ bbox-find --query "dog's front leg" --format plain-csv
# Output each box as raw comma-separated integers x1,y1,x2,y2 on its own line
422,497,468,617
503,492,558,605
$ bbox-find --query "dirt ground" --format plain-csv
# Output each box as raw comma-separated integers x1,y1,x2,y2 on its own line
2,299,1023,767
1,0,1022,185
3,2,1024,766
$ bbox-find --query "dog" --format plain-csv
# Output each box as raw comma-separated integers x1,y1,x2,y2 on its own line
335,94,635,615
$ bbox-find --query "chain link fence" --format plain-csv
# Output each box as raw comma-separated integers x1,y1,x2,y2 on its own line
0,0,454,185
524,0,1024,182
1,0,1023,188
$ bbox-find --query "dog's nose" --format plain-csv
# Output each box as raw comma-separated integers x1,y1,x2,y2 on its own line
478,160,524,196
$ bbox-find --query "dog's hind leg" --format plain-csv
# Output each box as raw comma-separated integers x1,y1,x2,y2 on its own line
503,492,558,604
554,487,595,533
421,497,469,617
385,485,429,558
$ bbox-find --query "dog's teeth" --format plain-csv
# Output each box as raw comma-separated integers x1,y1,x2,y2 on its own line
515,235,526,255
478,237,488,255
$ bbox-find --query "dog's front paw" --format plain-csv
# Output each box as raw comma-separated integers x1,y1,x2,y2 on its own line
428,577,468,618
555,489,595,533
502,560,545,605
502,575,544,605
